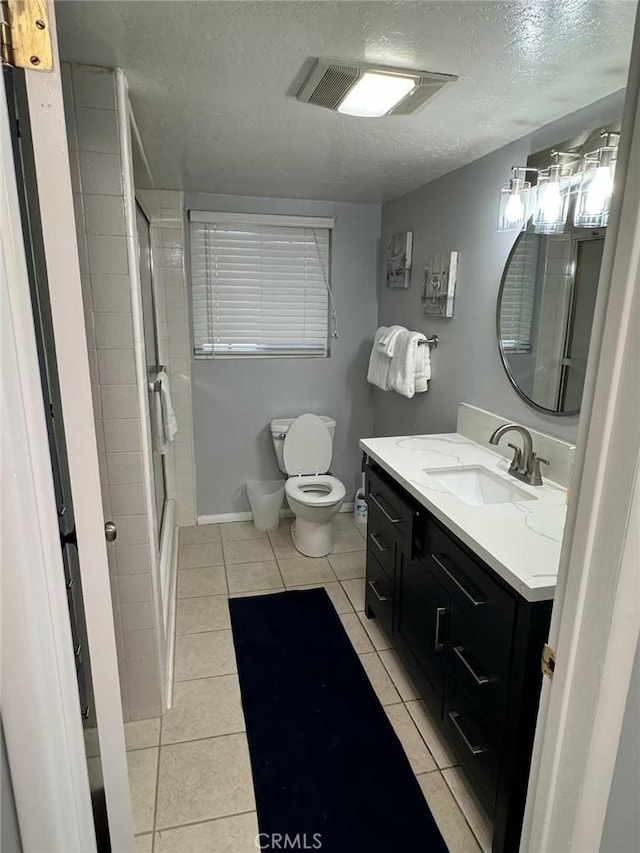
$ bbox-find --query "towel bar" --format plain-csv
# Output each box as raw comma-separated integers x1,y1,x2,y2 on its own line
418,335,438,348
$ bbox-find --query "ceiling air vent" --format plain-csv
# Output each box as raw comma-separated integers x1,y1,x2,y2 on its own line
297,59,458,117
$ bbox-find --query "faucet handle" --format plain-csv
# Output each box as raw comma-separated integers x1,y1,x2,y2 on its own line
507,442,523,473
531,453,550,485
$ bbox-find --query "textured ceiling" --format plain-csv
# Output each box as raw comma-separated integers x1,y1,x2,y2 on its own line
56,1,636,203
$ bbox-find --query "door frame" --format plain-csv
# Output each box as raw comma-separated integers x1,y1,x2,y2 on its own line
1,1,135,850
522,10,640,851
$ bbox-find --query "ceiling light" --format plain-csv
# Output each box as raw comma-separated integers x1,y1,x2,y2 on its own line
296,59,458,117
336,72,416,117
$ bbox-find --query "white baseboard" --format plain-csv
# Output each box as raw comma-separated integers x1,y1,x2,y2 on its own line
197,501,354,527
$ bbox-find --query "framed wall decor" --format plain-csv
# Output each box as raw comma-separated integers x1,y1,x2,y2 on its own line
386,231,413,288
422,250,458,317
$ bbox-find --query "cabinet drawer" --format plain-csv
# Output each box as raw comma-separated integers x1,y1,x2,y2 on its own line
428,519,515,635
448,603,510,727
365,463,416,548
366,503,396,581
365,550,394,637
443,669,499,818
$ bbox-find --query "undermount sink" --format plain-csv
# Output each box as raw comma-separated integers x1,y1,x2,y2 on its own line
423,465,537,507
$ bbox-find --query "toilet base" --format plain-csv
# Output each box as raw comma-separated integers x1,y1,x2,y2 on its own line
291,517,333,558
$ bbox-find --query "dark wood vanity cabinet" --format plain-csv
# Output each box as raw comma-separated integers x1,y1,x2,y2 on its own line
363,458,552,853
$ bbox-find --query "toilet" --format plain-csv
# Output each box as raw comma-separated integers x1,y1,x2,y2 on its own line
270,414,346,557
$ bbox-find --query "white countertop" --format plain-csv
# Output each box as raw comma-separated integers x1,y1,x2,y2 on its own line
359,433,568,602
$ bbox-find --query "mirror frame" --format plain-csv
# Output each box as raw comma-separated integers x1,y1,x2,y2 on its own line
496,232,581,418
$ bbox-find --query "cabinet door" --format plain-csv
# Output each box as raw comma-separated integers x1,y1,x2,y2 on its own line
396,555,449,713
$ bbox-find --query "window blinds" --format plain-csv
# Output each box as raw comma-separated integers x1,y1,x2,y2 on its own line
500,233,541,352
189,212,334,358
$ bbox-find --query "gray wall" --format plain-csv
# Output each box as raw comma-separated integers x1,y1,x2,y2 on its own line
600,639,640,853
186,193,381,516
374,91,625,442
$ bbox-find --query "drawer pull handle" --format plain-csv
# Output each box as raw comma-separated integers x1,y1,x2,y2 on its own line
434,606,447,652
369,532,390,553
369,493,401,524
453,645,489,686
448,711,486,756
368,580,391,603
432,554,486,607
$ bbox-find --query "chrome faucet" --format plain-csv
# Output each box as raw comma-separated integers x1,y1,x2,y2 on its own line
489,423,549,486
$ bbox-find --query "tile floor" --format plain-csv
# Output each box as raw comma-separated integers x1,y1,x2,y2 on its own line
125,513,492,853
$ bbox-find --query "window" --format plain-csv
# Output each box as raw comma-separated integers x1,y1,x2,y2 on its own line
189,211,334,358
500,232,541,352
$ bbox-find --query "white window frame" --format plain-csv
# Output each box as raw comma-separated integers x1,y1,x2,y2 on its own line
189,211,335,359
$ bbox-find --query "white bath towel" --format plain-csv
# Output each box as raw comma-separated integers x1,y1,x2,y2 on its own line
367,327,392,391
378,324,407,357
414,338,431,393
153,370,178,454
388,330,424,398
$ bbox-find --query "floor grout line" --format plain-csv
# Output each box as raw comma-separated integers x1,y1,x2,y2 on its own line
154,808,258,836
149,712,164,851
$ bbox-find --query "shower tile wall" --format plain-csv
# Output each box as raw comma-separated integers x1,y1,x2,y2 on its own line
63,63,162,721
137,189,197,527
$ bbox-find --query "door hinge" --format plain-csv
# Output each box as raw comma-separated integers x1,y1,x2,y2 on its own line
541,643,556,680
1,0,52,71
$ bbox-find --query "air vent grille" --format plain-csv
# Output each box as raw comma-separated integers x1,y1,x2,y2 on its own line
297,59,458,116
307,64,361,110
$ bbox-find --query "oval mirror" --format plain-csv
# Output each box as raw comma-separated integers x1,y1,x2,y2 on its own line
497,225,605,415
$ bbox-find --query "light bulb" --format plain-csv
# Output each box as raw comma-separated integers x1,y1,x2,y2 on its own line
504,192,524,225
584,165,614,215
538,182,562,223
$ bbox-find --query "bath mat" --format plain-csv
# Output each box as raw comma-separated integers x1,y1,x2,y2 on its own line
229,588,448,852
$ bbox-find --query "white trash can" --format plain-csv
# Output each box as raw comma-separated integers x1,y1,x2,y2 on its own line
246,480,285,531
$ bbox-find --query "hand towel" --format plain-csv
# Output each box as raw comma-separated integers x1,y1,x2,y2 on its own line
414,338,431,393
378,324,407,357
158,370,178,443
388,330,424,398
367,327,392,391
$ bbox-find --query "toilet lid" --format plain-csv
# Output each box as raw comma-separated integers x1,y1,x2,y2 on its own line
283,413,332,475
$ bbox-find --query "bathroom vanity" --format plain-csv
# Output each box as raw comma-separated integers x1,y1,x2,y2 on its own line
360,433,567,853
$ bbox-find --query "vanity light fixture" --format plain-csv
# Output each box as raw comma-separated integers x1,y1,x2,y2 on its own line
533,154,572,235
497,167,537,232
574,132,619,228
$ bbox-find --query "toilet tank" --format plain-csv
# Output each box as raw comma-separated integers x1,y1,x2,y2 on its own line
270,415,336,474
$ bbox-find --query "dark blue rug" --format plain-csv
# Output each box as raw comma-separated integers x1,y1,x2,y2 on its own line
229,587,448,852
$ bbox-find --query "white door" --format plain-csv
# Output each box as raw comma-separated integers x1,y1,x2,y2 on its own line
1,2,134,850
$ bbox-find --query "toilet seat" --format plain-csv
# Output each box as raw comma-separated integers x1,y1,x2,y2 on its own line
285,475,346,507
283,413,332,475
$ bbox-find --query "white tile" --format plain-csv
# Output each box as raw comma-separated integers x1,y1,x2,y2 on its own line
180,524,220,545
222,537,275,566
161,674,244,744
126,747,158,834
135,834,153,853
358,652,401,706
331,525,366,553
72,64,116,109
179,541,224,569
379,649,420,701
116,543,152,575
328,550,365,579
124,628,158,659
98,349,136,384
384,703,437,774
177,566,227,599
155,813,259,853
76,107,119,155
357,610,392,650
176,595,231,634
103,418,141,453
110,483,146,516
339,612,374,654
155,734,255,828
79,151,123,197
101,383,138,419
107,451,143,484
112,515,149,546
278,555,336,586
406,700,458,770
87,233,128,275
225,560,283,594
174,630,237,681
121,601,156,633
118,573,153,605
91,274,132,313
94,313,134,349
417,772,483,853
124,718,160,751
341,578,366,611
220,521,266,542
442,767,493,853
